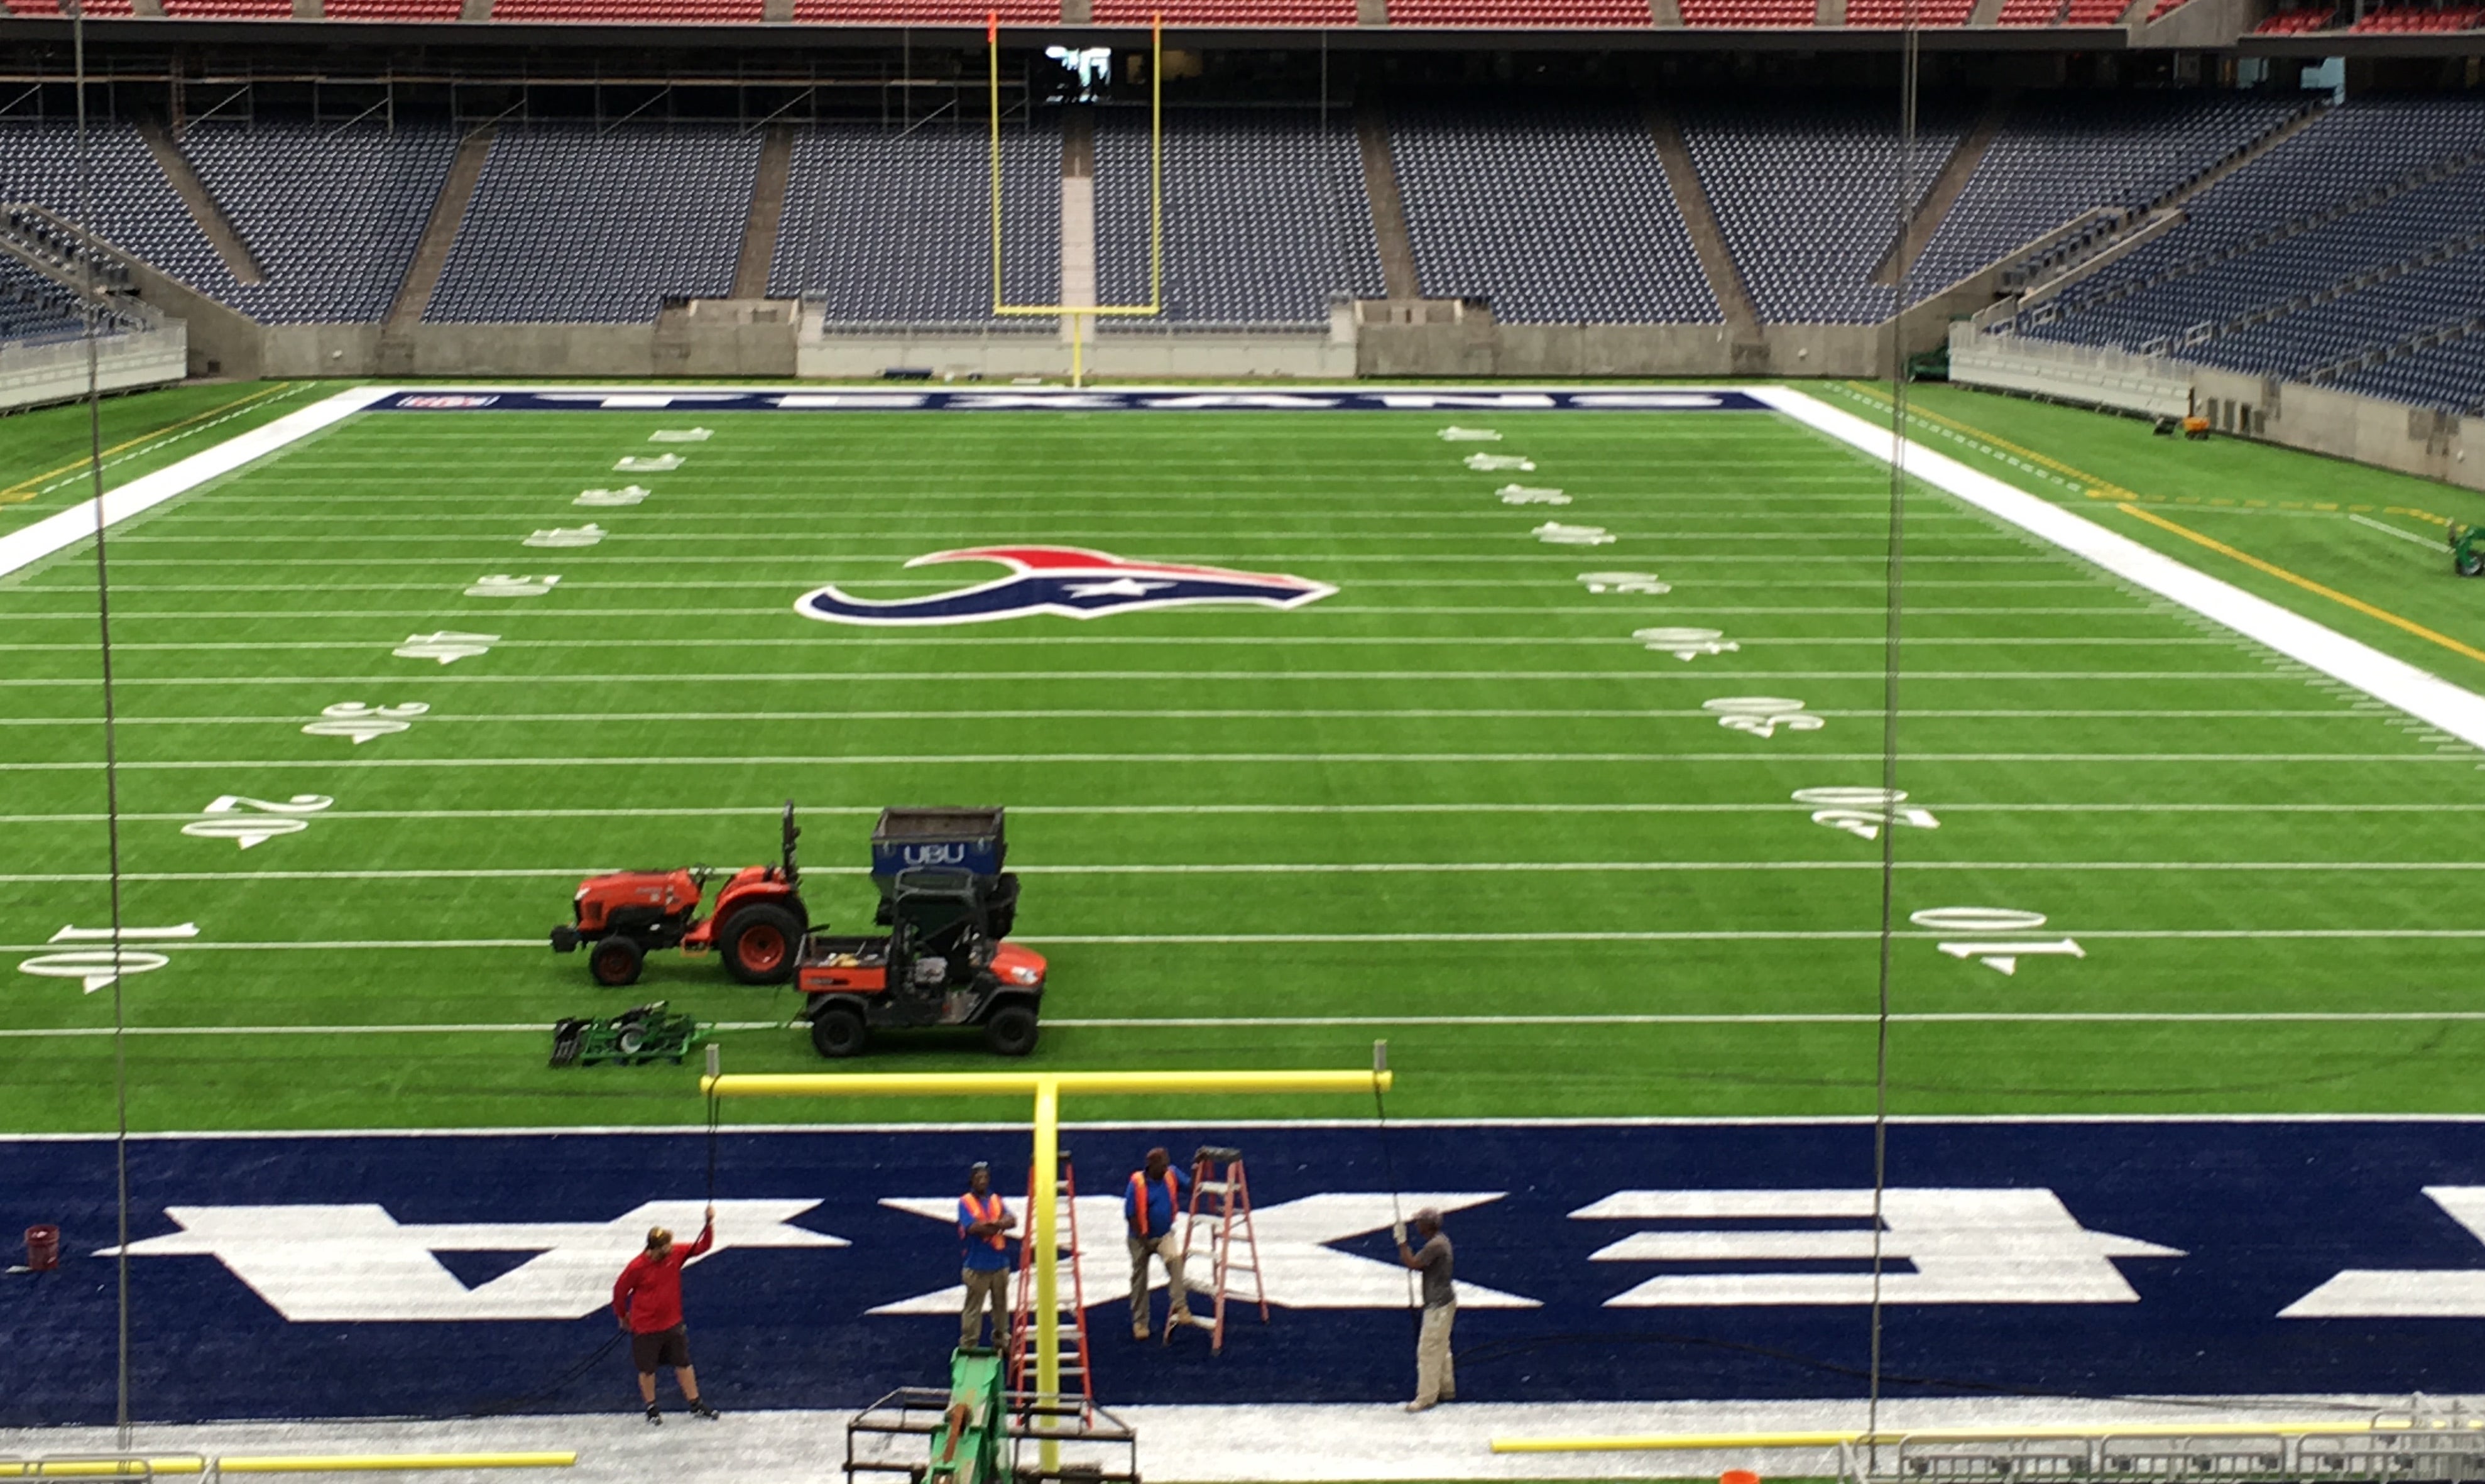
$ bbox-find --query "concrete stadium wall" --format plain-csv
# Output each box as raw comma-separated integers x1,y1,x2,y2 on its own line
0,326,187,412
795,329,1354,381
1950,323,2482,494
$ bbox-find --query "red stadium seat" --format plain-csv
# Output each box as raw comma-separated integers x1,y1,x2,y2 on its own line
1840,0,1974,25
325,0,462,17
1100,0,1355,21
1676,0,1811,24
2251,6,2335,27
1385,0,1648,22
492,0,763,16
791,0,1051,18
162,0,295,14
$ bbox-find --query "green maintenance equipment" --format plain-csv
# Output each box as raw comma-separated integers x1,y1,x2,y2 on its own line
548,1003,709,1067
2455,521,2483,578
843,1348,1138,1484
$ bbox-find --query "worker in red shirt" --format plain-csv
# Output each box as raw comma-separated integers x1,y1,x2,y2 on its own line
612,1206,721,1425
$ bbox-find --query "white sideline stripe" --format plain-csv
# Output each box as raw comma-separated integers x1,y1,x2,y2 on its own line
6,859,2481,884
3,752,2459,772
2349,512,2444,548
13,802,2485,823
4,929,2476,953
0,386,394,581
4,604,2155,620
11,1010,2485,1040
0,669,2304,687
1754,385,2485,750
0,635,2236,651
0,707,2370,726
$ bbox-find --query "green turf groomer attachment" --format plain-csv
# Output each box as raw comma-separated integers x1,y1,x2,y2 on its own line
2455,521,2482,577
549,1003,710,1068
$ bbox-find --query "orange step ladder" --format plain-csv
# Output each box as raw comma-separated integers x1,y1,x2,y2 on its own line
1007,1148,1096,1416
1172,1145,1268,1353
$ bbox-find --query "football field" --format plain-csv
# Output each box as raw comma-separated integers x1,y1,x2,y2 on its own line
9,383,2485,1448
4,384,2481,1132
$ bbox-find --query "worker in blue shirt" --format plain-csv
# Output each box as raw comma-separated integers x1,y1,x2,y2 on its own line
958,1161,1017,1350
1123,1146,1194,1341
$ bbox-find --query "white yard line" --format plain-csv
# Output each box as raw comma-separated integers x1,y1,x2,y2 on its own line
0,387,394,581
2,752,2460,772
0,605,2156,620
0,669,2304,688
4,859,2480,885
2348,512,2445,548
0,636,2236,651
3,929,2476,954
11,1010,2485,1040
6,801,2481,824
1754,385,2485,750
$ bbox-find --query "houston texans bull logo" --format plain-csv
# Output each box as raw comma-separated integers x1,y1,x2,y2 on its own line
794,546,1337,626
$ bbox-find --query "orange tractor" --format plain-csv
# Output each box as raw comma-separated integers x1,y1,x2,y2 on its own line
550,802,807,987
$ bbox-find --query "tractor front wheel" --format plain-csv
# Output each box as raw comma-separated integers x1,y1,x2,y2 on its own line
983,1004,1039,1057
588,936,645,988
811,1005,869,1059
721,904,803,985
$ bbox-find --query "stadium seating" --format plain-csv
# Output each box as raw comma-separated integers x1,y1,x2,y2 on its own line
2252,6,2338,28
425,124,759,324
1678,96,1971,320
2351,4,2484,27
322,0,462,14
0,121,236,299
1910,93,2305,296
767,121,1059,324
1094,0,1355,19
161,0,295,14
1676,0,1814,25
1840,0,1975,25
1389,104,1718,322
1092,106,1384,324
1997,99,2485,413
790,0,1054,19
182,121,461,323
491,0,763,19
2325,329,2485,411
1385,0,1651,25
0,258,103,346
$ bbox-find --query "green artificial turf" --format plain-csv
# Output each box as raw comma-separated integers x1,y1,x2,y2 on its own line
0,380,326,538
3,387,2481,1132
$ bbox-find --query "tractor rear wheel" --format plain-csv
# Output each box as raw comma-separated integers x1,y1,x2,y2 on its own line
811,1005,869,1059
983,1004,1039,1057
589,936,645,988
2460,548,2484,577
720,904,802,985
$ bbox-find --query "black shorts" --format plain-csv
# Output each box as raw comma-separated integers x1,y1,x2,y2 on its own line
631,1324,691,1373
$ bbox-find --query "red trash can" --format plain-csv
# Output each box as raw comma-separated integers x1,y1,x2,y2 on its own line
25,1225,60,1272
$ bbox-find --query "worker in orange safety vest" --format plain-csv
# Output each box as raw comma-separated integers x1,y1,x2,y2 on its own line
1123,1147,1194,1341
958,1160,1018,1350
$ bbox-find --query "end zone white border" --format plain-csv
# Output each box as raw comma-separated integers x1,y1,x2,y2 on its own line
1751,385,2485,752
0,385,395,582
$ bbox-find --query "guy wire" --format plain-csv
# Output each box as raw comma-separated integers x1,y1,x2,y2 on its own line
1369,1041,1420,1334
68,2,134,1449
1868,11,1925,1458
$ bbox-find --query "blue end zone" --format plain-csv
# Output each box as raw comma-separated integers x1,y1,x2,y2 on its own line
6,1120,2484,1425
372,390,1773,414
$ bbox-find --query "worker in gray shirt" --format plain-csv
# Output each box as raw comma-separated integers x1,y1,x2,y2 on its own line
1392,1207,1455,1412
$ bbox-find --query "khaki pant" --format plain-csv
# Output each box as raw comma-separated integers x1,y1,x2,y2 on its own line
960,1266,1010,1350
1127,1232,1192,1335
1414,1304,1456,1406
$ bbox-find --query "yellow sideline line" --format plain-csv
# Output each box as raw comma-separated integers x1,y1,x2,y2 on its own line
1490,1418,2476,1453
1837,381,2456,525
0,381,302,506
2119,502,2485,668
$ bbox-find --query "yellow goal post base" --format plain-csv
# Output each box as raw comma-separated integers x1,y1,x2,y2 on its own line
0,1454,576,1477
701,1066,1392,1466
988,9,1166,385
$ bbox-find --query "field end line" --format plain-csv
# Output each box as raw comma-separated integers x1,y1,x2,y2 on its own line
0,386,395,581
11,1010,2485,1040
1754,385,2485,747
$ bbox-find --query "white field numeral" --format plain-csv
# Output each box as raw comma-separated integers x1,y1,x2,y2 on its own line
302,702,429,745
466,574,560,598
180,794,335,850
395,631,499,664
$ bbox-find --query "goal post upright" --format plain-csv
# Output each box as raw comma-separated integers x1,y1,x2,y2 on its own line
988,11,1166,386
